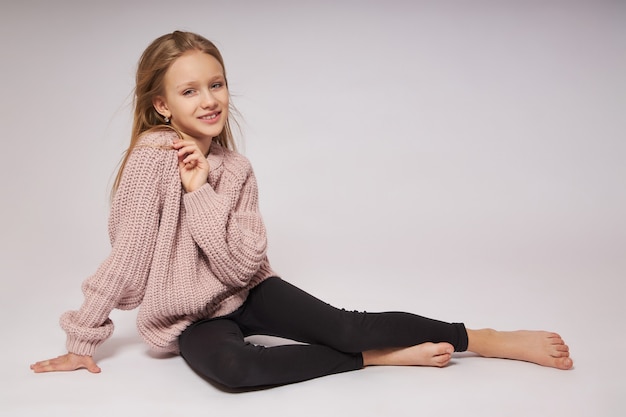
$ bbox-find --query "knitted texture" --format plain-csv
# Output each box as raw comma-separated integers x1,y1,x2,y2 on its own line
60,130,275,356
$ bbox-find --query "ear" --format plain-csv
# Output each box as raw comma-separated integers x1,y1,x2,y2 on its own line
152,96,170,119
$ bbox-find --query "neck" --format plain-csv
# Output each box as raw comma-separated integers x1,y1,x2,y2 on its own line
181,133,213,156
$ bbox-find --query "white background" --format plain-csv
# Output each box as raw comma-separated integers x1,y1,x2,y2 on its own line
1,0,624,416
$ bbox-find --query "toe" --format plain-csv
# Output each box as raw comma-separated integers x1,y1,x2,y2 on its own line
554,344,569,353
434,353,451,367
555,357,573,370
434,342,454,355
547,333,564,343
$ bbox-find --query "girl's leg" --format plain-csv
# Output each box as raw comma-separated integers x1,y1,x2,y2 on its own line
239,277,573,370
236,277,467,358
179,318,362,388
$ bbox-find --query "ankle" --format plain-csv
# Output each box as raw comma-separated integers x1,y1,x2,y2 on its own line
466,328,498,357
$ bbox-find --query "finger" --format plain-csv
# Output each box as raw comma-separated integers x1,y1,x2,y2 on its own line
181,160,198,170
85,362,102,373
175,142,199,151
32,364,67,373
171,139,193,148
30,364,50,373
178,157,199,169
30,362,45,372
30,357,59,369
181,152,200,164
181,154,210,171
178,150,204,165
31,356,101,373
177,150,198,161
30,359,70,373
75,355,102,373
175,143,201,155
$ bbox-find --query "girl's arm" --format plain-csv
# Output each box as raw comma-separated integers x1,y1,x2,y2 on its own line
183,168,268,287
172,138,268,288
32,140,173,372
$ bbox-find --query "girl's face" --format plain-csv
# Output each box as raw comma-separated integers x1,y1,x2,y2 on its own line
154,51,229,146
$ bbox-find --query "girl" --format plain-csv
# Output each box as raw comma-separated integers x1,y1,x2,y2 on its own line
30,31,572,389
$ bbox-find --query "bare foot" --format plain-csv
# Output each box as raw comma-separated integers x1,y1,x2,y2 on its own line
363,342,454,367
467,329,573,370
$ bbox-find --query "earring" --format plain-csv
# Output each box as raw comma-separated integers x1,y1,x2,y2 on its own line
164,115,170,124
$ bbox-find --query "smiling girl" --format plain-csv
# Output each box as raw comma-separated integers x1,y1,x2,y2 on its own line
31,31,572,388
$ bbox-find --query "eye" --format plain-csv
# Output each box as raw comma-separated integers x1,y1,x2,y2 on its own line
182,89,196,96
211,82,224,90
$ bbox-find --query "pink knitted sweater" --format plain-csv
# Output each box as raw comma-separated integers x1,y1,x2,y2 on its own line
60,129,275,356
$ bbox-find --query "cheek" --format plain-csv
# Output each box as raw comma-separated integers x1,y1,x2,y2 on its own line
219,91,230,107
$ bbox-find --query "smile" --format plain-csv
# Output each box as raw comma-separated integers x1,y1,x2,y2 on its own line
199,112,220,121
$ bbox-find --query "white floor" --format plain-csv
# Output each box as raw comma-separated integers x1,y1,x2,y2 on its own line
2,1,625,416
4,256,624,416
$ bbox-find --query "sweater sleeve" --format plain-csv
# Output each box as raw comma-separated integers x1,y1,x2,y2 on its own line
59,143,171,356
182,160,268,287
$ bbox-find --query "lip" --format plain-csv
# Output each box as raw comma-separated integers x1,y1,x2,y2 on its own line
198,111,222,124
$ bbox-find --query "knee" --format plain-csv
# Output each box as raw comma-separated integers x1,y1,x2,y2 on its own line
328,311,370,353
182,341,259,389
204,349,253,389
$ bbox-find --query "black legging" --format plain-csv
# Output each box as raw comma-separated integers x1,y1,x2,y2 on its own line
179,277,468,389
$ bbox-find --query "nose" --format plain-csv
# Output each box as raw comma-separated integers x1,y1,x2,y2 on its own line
201,89,218,109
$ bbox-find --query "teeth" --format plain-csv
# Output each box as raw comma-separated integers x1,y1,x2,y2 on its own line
202,114,217,120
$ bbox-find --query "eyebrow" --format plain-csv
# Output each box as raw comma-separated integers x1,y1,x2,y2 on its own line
175,81,197,90
175,75,225,90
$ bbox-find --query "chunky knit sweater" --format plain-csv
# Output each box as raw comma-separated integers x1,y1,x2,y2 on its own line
60,129,275,356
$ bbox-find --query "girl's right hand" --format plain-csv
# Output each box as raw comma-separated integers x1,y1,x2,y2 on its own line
30,353,101,373
172,139,211,193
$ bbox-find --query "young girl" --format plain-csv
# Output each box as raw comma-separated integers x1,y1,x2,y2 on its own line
30,31,572,389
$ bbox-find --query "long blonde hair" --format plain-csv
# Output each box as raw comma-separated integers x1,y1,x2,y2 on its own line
112,31,237,196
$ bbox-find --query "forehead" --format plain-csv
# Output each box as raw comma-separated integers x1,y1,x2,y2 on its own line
166,50,224,83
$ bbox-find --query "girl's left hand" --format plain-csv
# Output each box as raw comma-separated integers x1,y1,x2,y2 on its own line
172,139,210,193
